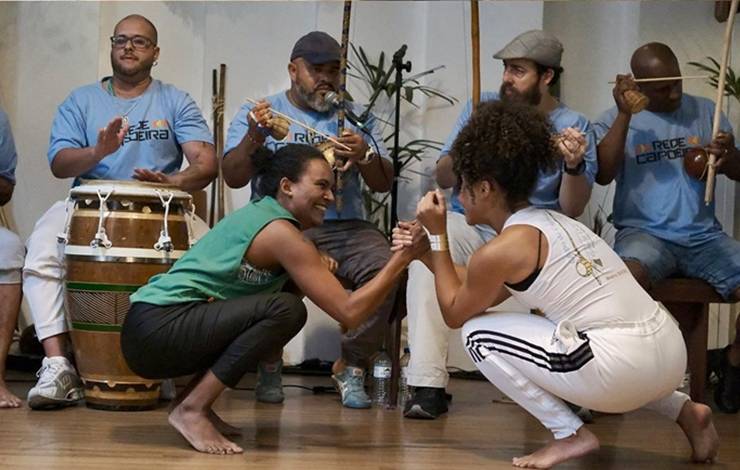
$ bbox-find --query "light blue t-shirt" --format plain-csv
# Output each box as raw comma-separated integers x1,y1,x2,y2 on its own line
440,91,598,214
225,91,390,221
0,107,17,185
593,94,736,247
48,78,213,186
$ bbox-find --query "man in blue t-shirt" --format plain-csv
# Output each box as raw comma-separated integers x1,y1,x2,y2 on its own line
405,30,598,419
594,42,740,413
224,31,394,410
0,106,24,409
23,14,217,410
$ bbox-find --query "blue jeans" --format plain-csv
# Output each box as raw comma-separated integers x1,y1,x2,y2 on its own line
615,227,740,301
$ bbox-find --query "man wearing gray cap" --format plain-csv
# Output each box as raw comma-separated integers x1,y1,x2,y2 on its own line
223,31,396,409
403,29,598,419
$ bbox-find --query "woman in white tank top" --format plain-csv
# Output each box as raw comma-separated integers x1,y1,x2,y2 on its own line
394,101,718,468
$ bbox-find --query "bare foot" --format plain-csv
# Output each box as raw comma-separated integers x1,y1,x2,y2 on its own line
209,409,242,436
168,404,243,455
0,383,22,408
677,400,719,463
512,426,599,469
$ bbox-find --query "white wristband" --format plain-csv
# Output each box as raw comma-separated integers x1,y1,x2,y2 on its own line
428,233,449,252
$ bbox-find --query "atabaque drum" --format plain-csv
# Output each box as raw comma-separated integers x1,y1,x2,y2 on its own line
60,180,194,410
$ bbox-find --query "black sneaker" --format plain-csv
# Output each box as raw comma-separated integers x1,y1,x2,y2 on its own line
714,346,740,414
403,386,448,419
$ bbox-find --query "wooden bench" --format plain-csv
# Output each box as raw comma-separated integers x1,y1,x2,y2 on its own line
650,278,727,403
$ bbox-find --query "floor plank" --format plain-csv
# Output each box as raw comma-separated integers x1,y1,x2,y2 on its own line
1,372,737,469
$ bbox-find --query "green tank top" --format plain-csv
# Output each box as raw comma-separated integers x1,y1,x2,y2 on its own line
131,196,298,306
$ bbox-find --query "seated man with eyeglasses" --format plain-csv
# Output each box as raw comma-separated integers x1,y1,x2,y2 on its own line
22,14,217,410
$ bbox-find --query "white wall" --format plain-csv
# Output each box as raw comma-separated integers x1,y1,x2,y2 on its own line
1,1,737,356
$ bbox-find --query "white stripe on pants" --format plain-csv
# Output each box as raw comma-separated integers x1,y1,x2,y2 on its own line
23,200,210,341
461,309,690,439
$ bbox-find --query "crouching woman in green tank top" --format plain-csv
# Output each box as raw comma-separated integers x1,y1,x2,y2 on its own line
121,143,416,455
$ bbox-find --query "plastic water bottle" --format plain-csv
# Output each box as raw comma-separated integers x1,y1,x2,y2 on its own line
372,348,392,407
399,347,411,408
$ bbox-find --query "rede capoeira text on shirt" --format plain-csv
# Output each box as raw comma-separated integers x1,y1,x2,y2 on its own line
633,135,701,164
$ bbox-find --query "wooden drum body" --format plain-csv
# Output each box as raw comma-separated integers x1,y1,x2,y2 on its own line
62,180,193,410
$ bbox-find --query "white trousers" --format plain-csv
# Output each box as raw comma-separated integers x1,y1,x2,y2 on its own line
461,308,690,439
22,200,209,341
0,226,24,284
405,211,497,388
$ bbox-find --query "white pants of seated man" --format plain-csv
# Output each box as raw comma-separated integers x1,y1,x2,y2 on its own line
0,227,24,285
22,200,210,342
406,211,500,389
461,308,689,439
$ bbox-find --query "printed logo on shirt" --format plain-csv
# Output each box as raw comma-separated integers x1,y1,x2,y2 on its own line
634,135,700,164
123,119,171,145
265,131,326,151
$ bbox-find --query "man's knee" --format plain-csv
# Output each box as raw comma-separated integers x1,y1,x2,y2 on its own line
731,285,740,304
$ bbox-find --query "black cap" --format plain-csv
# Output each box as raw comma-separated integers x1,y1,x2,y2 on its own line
290,31,341,64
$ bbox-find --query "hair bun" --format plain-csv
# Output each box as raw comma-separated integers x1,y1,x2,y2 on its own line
251,146,275,174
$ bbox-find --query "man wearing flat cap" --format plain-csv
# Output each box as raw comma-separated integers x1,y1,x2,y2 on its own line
403,29,598,419
223,31,395,409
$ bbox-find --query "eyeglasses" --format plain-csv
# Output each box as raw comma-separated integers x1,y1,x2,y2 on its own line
110,35,155,50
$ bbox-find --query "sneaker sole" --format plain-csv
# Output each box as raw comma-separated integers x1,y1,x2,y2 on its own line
403,404,440,419
331,376,371,409
28,394,83,410
256,394,285,404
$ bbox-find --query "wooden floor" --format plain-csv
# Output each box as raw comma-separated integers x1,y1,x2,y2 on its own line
1,371,739,469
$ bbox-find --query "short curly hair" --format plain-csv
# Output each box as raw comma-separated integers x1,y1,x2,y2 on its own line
450,100,558,208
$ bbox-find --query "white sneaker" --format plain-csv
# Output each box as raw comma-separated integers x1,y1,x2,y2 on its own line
27,356,84,410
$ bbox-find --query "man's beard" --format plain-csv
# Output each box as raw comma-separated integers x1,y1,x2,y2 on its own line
499,82,542,106
295,81,333,113
111,53,153,78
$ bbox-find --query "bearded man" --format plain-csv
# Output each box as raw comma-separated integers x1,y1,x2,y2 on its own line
403,30,598,419
223,31,395,410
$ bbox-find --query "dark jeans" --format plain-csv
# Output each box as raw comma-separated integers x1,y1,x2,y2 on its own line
121,293,307,388
304,219,398,368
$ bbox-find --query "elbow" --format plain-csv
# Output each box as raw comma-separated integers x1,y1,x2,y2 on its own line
370,181,392,193
595,170,613,186
222,153,249,189
50,163,67,179
434,168,454,189
561,203,585,219
223,173,248,189
440,308,463,329
342,311,363,330
435,173,451,189
203,162,218,188
443,316,463,330
197,147,218,189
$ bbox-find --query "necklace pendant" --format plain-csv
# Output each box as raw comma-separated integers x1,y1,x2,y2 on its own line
121,116,129,127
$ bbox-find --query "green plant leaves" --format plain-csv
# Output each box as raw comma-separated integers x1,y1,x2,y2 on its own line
688,57,740,102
